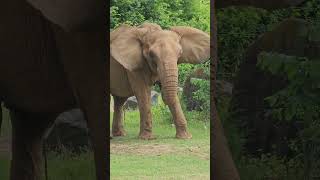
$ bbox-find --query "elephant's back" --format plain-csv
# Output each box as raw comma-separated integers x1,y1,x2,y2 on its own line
110,56,133,97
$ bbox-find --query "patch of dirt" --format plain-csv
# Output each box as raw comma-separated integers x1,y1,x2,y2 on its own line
186,146,210,160
111,143,176,156
111,142,210,160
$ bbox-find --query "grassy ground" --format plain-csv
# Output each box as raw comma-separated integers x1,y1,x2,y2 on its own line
110,105,210,180
0,103,210,180
0,106,96,180
0,151,95,180
0,105,11,137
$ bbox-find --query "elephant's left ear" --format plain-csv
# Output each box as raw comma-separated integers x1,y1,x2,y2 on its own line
170,26,210,64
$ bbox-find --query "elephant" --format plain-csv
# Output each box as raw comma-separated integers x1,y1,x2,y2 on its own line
110,23,210,139
0,1,107,180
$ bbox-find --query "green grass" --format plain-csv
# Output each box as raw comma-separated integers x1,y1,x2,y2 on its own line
0,105,96,180
0,151,95,180
0,102,210,179
110,104,210,180
0,155,10,180
1,105,11,136
45,151,95,180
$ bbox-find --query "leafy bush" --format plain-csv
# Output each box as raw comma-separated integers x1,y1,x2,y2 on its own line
216,0,320,80
111,0,210,31
257,51,320,179
237,154,304,180
257,52,320,123
190,66,210,114
216,1,320,178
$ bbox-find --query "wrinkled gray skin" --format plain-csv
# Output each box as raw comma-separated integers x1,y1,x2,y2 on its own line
110,23,210,139
0,1,107,180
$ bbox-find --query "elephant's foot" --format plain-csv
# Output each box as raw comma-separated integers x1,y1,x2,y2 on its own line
112,129,127,137
139,131,156,140
176,127,192,139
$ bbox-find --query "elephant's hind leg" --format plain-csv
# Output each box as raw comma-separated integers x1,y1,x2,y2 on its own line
9,110,55,180
112,96,127,137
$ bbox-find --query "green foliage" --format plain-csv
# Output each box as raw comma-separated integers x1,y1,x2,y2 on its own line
257,52,320,134
111,0,210,32
0,151,95,180
216,0,320,80
191,76,210,114
217,1,320,178
218,96,246,160
152,95,173,124
257,51,320,178
237,154,304,180
217,7,268,79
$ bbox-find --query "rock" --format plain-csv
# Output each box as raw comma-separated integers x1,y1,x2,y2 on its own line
151,91,160,105
124,90,160,110
124,96,138,110
46,109,90,152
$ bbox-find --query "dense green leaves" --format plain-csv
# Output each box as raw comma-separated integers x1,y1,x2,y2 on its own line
257,50,320,178
257,52,320,123
217,2,320,178
217,0,320,80
110,0,210,32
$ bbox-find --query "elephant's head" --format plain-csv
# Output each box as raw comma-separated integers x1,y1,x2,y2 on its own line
111,22,210,105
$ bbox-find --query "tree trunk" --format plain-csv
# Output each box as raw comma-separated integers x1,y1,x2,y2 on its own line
212,2,240,180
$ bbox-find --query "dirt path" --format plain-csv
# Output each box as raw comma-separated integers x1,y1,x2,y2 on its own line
111,142,210,160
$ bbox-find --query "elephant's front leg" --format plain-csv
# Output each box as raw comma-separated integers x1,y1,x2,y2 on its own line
53,28,108,180
167,97,192,139
127,71,154,140
112,96,127,136
9,110,55,180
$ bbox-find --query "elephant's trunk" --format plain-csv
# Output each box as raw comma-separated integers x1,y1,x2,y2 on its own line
159,61,179,105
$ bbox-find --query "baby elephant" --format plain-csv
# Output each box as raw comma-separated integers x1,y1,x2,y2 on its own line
110,22,210,139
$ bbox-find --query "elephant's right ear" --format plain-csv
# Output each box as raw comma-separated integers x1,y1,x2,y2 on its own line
110,24,132,43
111,27,145,71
